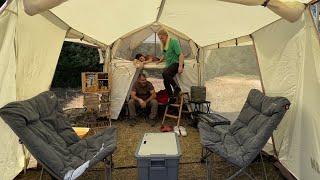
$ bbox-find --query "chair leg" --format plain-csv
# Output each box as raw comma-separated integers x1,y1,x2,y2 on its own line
49,174,58,180
206,152,213,180
226,167,246,180
201,147,212,163
260,152,268,180
162,105,169,125
39,167,44,180
243,170,256,180
227,166,256,180
177,96,184,127
104,155,112,180
201,147,204,162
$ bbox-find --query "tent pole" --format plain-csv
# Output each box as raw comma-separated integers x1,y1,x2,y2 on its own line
156,0,166,22
308,6,320,50
251,34,279,159
271,135,279,158
197,48,202,86
250,35,266,93
310,0,320,5
154,32,157,57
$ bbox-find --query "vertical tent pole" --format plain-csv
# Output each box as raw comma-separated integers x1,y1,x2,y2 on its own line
251,35,266,93
308,5,320,50
251,34,278,158
156,0,167,22
197,48,202,86
154,32,157,57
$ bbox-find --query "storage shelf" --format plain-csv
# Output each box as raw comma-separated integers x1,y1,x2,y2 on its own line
82,72,110,93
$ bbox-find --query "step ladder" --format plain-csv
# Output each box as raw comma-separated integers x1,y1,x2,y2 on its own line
161,92,192,127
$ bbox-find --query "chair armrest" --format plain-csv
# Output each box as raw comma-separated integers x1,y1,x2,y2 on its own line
198,113,231,127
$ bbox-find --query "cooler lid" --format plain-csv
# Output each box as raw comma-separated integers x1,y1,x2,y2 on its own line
137,133,180,156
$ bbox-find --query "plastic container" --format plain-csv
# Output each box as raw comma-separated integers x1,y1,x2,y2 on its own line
135,133,181,180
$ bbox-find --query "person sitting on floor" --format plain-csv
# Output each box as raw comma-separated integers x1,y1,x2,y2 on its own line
133,53,159,68
128,73,158,127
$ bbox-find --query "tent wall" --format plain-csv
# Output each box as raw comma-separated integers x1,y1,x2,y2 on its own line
0,1,25,179
15,1,68,100
110,59,137,119
113,26,156,60
253,10,320,179
0,1,68,179
175,59,200,92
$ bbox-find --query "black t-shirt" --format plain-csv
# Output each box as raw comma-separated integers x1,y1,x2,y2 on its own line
132,81,154,100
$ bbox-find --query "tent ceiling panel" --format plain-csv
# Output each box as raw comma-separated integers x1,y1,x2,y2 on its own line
51,0,162,45
159,0,281,46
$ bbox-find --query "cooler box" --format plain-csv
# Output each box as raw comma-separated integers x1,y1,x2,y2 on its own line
135,133,181,180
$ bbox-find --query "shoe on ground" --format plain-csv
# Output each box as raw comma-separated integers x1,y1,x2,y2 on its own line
174,126,187,136
160,125,173,132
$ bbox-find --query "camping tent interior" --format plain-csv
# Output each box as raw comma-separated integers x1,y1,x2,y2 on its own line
110,25,199,119
0,0,320,179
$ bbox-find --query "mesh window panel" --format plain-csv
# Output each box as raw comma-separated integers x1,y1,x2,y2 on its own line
204,45,262,122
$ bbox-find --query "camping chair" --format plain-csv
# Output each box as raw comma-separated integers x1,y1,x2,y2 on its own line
0,91,117,180
198,89,290,180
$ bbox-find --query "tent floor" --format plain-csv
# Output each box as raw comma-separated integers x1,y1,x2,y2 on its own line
15,118,285,180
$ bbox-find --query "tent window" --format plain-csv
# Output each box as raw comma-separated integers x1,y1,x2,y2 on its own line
113,28,196,60
132,33,195,60
204,45,262,122
167,32,194,60
132,33,162,59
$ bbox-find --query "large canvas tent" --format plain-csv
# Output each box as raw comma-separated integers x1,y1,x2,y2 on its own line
0,0,320,179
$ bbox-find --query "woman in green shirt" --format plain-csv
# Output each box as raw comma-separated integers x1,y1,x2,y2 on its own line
157,29,185,104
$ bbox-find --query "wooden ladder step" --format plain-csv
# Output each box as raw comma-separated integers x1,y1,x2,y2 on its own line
165,114,179,119
169,104,180,108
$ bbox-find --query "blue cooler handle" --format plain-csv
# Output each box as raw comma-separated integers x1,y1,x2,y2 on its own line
150,158,166,170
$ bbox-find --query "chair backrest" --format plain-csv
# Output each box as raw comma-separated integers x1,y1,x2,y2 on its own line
0,91,81,179
228,89,290,166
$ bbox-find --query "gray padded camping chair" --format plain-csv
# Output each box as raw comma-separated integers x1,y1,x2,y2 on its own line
198,89,290,180
0,91,117,180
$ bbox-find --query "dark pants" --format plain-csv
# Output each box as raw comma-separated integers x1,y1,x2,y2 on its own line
128,99,158,119
162,63,181,97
